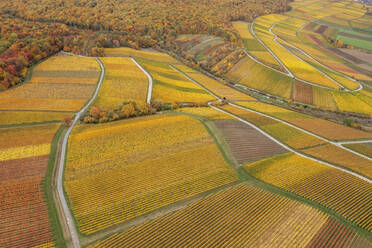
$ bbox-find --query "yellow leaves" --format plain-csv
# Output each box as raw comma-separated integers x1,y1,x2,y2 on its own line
65,113,237,234
0,111,71,126
332,91,372,115
261,122,326,149
139,60,214,103
0,144,50,162
232,21,254,39
31,242,54,248
35,56,100,71
104,47,179,64
174,65,255,101
0,55,101,113
245,153,327,188
94,57,148,109
176,107,234,120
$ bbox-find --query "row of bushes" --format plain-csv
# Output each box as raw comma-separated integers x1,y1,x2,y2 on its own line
80,99,209,124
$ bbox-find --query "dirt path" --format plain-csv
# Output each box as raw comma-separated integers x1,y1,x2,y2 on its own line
249,20,293,77
54,57,105,248
52,127,72,247
131,58,153,104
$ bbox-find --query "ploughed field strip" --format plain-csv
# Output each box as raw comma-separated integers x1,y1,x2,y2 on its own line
88,184,371,248
65,114,237,235
0,123,60,248
214,119,288,164
293,81,313,105
245,153,372,232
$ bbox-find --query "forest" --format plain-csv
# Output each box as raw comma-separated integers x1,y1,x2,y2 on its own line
0,0,287,90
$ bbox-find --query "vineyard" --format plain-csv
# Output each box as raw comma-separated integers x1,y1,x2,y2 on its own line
235,101,372,141
65,114,237,234
93,57,148,108
344,143,372,159
89,184,371,247
1,0,372,247
0,123,60,248
214,119,288,163
226,56,293,99
245,153,372,231
173,64,255,101
219,104,325,150
302,144,372,178
0,55,100,125
138,59,215,103
176,107,235,121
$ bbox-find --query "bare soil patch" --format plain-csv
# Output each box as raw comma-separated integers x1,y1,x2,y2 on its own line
293,81,313,105
214,119,288,164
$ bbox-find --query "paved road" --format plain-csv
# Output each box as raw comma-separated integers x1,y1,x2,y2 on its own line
131,58,153,104
56,57,105,248
169,64,219,99
249,20,293,77
247,21,333,89
337,139,372,145
269,23,346,90
273,18,362,91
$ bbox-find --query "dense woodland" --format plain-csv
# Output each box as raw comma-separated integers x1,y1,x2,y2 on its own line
0,0,287,90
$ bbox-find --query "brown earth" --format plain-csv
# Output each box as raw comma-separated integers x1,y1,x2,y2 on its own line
328,48,365,64
339,48,372,64
293,81,313,105
315,25,328,34
213,119,288,164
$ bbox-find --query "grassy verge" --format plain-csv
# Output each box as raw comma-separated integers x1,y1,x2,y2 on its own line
0,120,60,129
41,125,67,248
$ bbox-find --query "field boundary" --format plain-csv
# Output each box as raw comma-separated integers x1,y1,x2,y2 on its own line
55,57,105,248
210,103,372,183
131,58,153,104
